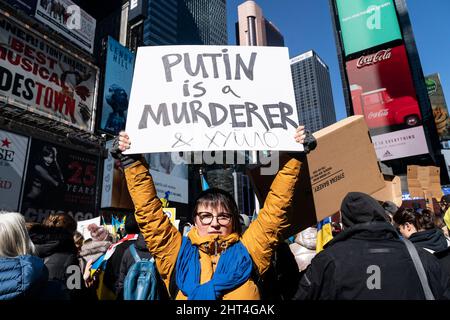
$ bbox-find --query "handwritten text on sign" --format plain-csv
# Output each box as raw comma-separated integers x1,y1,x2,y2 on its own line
125,46,301,153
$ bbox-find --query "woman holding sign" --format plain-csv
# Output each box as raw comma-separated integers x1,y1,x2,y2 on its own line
110,126,314,300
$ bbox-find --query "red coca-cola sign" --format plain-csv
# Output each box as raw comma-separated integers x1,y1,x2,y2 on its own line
357,49,392,69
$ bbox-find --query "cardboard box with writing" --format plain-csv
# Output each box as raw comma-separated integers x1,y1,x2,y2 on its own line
407,165,443,201
248,115,385,237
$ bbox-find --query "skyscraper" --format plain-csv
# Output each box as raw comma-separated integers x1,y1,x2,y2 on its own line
178,0,228,45
236,0,284,46
143,0,178,46
291,51,337,133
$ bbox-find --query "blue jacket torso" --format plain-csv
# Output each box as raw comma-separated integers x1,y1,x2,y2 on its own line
0,255,48,300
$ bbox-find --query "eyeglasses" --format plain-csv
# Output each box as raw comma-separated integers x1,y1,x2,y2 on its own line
196,212,232,226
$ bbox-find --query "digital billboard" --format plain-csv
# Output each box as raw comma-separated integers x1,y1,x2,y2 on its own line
336,0,402,56
0,12,98,131
21,138,98,222
426,73,450,141
346,45,429,160
99,37,135,135
34,0,96,54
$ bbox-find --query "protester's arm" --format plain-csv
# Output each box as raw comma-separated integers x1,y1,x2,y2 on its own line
241,127,315,276
112,132,182,289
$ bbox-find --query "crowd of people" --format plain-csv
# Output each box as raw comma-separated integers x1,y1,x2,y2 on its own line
2,126,450,300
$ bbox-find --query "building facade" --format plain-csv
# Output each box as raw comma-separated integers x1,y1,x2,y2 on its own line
291,51,336,133
178,0,228,45
236,0,283,46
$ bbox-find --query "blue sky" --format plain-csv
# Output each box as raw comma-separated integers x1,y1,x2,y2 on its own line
226,0,450,121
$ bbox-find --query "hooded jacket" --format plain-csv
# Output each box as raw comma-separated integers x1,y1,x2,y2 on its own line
124,156,303,300
28,225,78,287
409,229,448,253
294,193,450,300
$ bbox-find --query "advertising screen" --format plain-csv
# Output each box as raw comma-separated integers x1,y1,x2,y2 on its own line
336,0,402,56
346,45,429,161
21,139,98,222
34,0,96,54
0,12,98,132
0,129,30,212
426,73,450,141
100,37,136,135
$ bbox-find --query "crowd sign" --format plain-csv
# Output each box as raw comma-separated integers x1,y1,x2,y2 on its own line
0,12,98,132
0,129,30,212
21,138,98,222
125,45,301,154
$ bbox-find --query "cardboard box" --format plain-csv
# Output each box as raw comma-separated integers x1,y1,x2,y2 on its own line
407,165,443,201
371,175,403,207
248,115,385,237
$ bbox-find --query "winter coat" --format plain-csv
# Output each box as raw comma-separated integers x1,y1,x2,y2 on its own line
79,239,112,270
409,229,449,253
124,157,302,300
289,227,317,272
0,255,67,300
294,221,450,300
28,225,78,292
102,237,134,295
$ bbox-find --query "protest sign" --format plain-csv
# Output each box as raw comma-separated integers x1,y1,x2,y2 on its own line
125,45,301,153
77,216,100,240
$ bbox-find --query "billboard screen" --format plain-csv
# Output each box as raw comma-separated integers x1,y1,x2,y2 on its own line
99,37,136,135
336,0,402,56
0,129,30,212
21,139,98,222
34,0,96,54
0,12,98,131
426,73,450,141
346,45,429,160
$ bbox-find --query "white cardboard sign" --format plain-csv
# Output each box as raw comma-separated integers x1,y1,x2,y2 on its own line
125,45,301,154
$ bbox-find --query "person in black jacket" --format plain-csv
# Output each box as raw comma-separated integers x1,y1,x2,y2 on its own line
102,212,141,297
115,233,169,300
393,208,448,253
294,192,450,300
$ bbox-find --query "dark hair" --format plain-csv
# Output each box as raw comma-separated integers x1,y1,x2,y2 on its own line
416,209,435,231
393,208,436,231
42,212,77,235
42,145,55,157
393,208,419,229
193,188,241,234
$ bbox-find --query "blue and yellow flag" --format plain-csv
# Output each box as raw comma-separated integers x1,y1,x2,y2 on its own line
316,216,333,253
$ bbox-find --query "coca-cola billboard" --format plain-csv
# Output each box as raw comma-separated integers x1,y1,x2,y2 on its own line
346,44,429,161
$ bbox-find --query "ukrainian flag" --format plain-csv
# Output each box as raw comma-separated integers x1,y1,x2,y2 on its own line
316,216,333,253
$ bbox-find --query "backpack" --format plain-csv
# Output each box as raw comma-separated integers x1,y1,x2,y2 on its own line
123,244,159,300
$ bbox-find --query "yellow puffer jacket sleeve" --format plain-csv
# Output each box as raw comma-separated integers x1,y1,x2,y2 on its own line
124,159,182,289
241,156,303,276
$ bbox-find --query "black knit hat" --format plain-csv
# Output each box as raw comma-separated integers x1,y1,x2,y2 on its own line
340,192,388,228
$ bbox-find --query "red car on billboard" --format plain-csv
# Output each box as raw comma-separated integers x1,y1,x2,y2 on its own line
346,45,423,130
351,85,422,129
